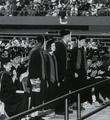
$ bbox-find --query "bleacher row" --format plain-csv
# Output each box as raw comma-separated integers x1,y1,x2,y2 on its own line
0,0,110,16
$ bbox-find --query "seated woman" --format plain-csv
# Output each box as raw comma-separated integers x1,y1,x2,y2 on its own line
0,58,28,117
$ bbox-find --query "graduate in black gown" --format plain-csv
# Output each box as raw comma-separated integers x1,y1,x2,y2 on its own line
0,59,27,117
28,35,45,108
54,29,73,114
75,36,89,104
55,30,72,95
44,40,59,109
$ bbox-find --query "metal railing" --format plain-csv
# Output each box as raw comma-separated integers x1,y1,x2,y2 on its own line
8,78,110,120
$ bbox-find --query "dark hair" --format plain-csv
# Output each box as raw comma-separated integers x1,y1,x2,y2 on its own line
37,35,44,44
11,50,22,60
2,58,10,65
87,56,92,60
59,29,70,37
46,39,55,50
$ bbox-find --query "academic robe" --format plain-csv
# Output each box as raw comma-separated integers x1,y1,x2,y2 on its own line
0,71,27,117
44,52,59,102
28,46,45,107
55,41,67,86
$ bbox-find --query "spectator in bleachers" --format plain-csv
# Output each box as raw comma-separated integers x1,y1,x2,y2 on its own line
0,0,110,16
99,55,110,102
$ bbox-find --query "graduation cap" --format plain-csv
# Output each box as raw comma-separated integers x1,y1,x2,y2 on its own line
59,29,70,37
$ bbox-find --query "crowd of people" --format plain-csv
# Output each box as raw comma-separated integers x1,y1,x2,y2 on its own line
0,31,110,119
0,0,110,16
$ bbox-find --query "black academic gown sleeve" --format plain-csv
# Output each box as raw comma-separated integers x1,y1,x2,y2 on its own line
0,72,17,104
29,48,42,79
55,41,67,83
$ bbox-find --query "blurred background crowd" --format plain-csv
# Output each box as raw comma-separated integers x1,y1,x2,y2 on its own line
0,0,110,16
0,36,110,73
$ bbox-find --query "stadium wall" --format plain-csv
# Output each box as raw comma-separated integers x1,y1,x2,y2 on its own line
0,16,110,34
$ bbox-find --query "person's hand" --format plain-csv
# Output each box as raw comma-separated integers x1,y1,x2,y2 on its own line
87,69,91,74
75,73,78,78
98,70,104,75
91,70,97,77
20,71,28,82
58,82,60,87
87,76,90,79
36,78,40,81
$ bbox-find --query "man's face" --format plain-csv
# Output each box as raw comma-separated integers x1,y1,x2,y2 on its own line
63,33,71,44
67,41,75,49
81,39,86,47
13,56,21,65
87,59,92,67
4,62,12,72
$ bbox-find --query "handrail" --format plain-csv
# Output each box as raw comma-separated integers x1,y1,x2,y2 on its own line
8,78,110,120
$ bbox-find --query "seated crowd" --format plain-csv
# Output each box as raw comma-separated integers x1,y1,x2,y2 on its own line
0,33,110,119
0,0,110,16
